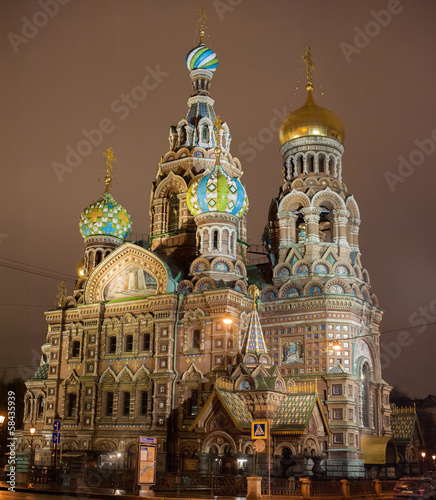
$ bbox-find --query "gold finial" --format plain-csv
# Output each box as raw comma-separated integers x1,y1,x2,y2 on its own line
213,116,224,165
55,281,67,308
302,46,315,91
103,147,117,193
249,285,260,311
198,7,207,44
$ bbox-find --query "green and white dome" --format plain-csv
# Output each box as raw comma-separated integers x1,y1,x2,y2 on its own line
187,164,247,218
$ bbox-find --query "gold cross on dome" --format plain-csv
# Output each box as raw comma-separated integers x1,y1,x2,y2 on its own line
117,210,128,225
103,147,117,193
302,46,315,91
213,115,224,164
90,207,103,223
55,281,67,308
249,285,260,311
198,7,207,44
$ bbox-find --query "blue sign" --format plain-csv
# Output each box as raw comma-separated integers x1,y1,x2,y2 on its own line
138,437,157,444
251,421,268,439
52,432,60,444
53,420,61,431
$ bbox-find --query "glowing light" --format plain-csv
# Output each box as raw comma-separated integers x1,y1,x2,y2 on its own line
30,427,36,435
223,317,233,325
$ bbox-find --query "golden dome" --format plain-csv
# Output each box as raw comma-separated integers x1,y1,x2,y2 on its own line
279,90,345,146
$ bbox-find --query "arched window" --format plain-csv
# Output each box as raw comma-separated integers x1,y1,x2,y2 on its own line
319,155,325,173
142,333,150,351
192,329,201,349
168,192,179,232
125,335,133,353
108,336,117,354
37,396,44,418
213,230,218,249
72,340,80,358
140,391,148,416
308,155,314,173
202,126,208,142
362,364,370,427
68,393,77,418
95,250,103,265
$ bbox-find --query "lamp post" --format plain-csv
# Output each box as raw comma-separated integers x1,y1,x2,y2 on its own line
421,451,426,476
29,427,36,475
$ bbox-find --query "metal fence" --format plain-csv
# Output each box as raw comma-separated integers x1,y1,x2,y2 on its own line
261,477,302,495
311,480,343,496
381,479,397,492
349,480,376,495
152,472,247,496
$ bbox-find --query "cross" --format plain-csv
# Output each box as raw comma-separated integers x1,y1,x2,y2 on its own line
89,207,103,223
55,281,67,308
213,115,224,164
103,147,117,193
249,285,260,311
302,46,315,90
198,7,207,44
117,210,129,225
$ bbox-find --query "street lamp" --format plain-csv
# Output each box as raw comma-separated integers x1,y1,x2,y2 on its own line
421,451,426,476
0,415,5,425
0,415,5,470
223,316,233,325
29,427,36,472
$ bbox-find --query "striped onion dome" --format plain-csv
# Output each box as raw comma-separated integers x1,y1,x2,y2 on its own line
187,164,247,218
186,44,218,73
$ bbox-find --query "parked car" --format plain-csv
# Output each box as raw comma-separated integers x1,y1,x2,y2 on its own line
393,478,436,500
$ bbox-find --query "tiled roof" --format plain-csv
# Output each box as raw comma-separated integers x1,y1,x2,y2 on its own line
391,413,417,442
241,309,267,356
328,364,347,374
274,394,316,430
31,362,49,380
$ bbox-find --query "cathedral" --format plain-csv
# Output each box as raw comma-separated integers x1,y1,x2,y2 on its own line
17,19,395,481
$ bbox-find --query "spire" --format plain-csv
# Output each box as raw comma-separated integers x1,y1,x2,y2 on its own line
198,7,207,45
302,46,315,92
213,115,223,165
103,147,116,193
241,286,268,356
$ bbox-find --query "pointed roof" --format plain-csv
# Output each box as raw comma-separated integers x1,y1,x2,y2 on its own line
31,362,49,380
273,393,330,435
328,364,347,374
189,388,253,432
391,406,424,445
241,309,267,356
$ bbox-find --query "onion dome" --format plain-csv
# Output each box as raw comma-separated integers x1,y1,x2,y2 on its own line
279,46,345,146
79,147,132,241
279,89,345,146
186,44,218,73
187,164,247,218
79,192,132,240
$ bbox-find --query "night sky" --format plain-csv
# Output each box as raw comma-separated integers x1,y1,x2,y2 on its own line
1,0,435,397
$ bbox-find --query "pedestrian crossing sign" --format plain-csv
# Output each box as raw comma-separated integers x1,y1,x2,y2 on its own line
251,421,268,440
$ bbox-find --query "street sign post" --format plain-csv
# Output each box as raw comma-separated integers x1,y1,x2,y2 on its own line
251,421,268,439
52,432,60,444
53,420,61,431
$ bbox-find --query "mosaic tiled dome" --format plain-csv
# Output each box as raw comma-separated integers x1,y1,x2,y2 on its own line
79,192,132,240
186,44,218,73
187,164,247,218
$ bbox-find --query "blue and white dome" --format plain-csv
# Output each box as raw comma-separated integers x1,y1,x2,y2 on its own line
79,192,132,240
187,164,247,218
186,44,218,73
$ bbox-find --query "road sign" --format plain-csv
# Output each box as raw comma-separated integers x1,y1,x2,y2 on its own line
254,440,266,452
52,432,60,444
53,420,61,431
252,421,268,440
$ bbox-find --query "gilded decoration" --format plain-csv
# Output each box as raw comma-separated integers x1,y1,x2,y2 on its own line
83,243,169,304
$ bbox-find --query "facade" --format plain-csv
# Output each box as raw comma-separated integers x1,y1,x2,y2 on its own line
18,32,394,480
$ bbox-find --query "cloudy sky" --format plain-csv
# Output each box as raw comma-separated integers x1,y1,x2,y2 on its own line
1,0,435,397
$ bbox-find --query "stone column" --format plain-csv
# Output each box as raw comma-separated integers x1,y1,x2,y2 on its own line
196,453,210,474
340,478,350,498
348,217,361,252
277,211,298,262
301,207,322,244
300,478,311,500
